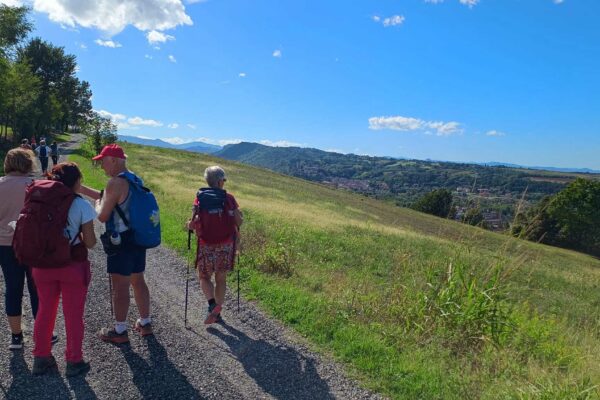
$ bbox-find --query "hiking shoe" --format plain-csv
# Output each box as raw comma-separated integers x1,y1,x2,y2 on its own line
9,333,24,350
98,327,129,344
204,304,222,325
134,321,153,337
66,360,90,377
32,356,57,376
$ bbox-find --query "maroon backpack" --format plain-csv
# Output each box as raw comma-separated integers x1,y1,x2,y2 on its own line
194,188,237,244
12,180,76,268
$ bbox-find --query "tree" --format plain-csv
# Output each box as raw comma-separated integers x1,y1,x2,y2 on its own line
82,112,117,154
412,188,453,218
0,5,31,58
463,207,486,228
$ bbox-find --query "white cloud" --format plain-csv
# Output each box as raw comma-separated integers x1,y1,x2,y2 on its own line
554,0,564,3
128,116,163,127
0,0,23,6
424,0,444,3
272,49,282,58
94,39,122,48
187,124,196,129
168,54,177,63
259,140,302,147
372,15,381,22
79,43,87,49
238,72,246,78
96,109,126,121
368,115,463,136
168,123,179,129
144,54,153,59
383,15,405,27
146,30,175,44
162,136,242,146
162,136,187,144
459,0,479,7
486,130,506,137
30,0,193,36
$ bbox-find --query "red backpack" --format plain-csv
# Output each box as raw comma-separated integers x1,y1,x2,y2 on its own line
194,188,237,244
12,180,76,268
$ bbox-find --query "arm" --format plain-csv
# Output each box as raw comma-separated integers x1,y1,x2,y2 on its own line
234,209,243,228
78,184,102,200
80,220,96,249
96,177,129,223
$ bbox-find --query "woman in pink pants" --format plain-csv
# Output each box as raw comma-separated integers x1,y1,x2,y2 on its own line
31,162,97,377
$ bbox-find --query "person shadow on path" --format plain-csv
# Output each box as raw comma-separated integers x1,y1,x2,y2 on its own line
119,336,204,399
4,351,72,400
207,322,335,400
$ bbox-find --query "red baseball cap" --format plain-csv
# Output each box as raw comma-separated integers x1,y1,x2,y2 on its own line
92,144,127,161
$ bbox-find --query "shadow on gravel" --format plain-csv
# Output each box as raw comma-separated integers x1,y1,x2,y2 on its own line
208,323,335,400
119,336,204,399
67,374,98,399
4,351,71,399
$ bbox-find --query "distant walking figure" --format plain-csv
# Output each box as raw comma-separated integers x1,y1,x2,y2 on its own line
187,166,243,324
34,139,52,173
50,141,59,165
0,148,37,351
79,144,155,343
29,163,96,377
20,138,32,150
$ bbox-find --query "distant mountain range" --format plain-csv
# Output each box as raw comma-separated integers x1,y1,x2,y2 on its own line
118,135,221,154
478,162,600,174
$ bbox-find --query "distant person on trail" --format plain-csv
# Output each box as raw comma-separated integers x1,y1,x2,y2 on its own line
30,136,37,150
20,138,32,150
50,141,59,165
29,163,96,377
35,139,52,174
187,166,243,324
78,144,155,343
0,148,38,351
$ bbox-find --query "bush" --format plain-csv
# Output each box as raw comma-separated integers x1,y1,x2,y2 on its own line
412,188,453,218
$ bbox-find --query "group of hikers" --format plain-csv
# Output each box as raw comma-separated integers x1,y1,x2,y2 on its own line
19,137,60,174
0,143,242,377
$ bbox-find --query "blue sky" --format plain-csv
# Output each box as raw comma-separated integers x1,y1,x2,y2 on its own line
5,0,600,169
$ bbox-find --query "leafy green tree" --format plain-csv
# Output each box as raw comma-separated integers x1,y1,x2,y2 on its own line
463,207,486,228
0,5,31,57
82,112,117,154
412,188,453,218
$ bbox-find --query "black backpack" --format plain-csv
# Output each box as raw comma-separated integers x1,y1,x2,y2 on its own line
39,146,47,158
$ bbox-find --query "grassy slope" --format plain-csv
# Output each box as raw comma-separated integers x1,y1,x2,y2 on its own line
71,143,600,400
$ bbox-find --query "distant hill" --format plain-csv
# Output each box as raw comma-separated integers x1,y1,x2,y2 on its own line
118,135,221,154
214,142,598,205
481,161,600,174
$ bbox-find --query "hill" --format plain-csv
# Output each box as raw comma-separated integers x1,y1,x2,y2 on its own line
72,142,600,399
118,134,221,154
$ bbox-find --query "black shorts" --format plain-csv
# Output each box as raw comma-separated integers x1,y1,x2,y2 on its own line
106,242,146,276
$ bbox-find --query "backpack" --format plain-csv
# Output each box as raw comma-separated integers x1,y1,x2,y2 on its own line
194,188,237,244
39,146,47,158
113,171,161,249
50,143,58,155
12,180,77,268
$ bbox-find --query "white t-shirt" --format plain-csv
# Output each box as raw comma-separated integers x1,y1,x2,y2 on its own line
64,197,97,245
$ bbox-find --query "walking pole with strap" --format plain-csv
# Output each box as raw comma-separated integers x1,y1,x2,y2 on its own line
108,274,114,318
185,229,192,329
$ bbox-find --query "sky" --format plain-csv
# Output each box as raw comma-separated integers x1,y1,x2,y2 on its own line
3,0,600,169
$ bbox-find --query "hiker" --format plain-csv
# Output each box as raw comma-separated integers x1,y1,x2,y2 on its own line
30,136,37,150
20,138,32,150
78,144,156,343
50,141,59,165
34,139,52,174
28,163,96,377
0,148,39,350
187,166,243,324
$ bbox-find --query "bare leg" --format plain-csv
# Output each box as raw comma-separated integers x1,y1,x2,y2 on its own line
111,274,131,322
7,315,22,334
214,271,227,305
130,273,150,319
199,272,214,301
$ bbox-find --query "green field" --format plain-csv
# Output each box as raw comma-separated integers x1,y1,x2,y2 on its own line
70,142,600,399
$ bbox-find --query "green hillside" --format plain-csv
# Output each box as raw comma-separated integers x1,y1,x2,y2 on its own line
72,142,600,399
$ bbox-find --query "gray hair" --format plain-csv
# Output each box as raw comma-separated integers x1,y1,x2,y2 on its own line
204,166,226,188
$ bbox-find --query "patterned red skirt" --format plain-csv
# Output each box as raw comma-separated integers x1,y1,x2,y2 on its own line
195,241,235,279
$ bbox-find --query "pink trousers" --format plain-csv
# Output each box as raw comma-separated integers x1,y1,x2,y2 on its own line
32,260,91,363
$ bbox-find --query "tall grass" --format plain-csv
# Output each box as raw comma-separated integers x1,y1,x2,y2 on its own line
69,143,600,399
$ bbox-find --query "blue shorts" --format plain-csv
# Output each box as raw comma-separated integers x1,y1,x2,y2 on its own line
106,243,146,276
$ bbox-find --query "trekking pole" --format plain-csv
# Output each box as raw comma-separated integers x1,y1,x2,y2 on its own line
237,252,240,313
184,230,192,329
108,274,114,318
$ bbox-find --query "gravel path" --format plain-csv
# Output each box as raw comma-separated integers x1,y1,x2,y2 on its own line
0,135,383,399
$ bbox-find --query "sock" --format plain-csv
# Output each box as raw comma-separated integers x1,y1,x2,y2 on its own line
208,298,216,307
114,321,128,334
138,317,151,326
